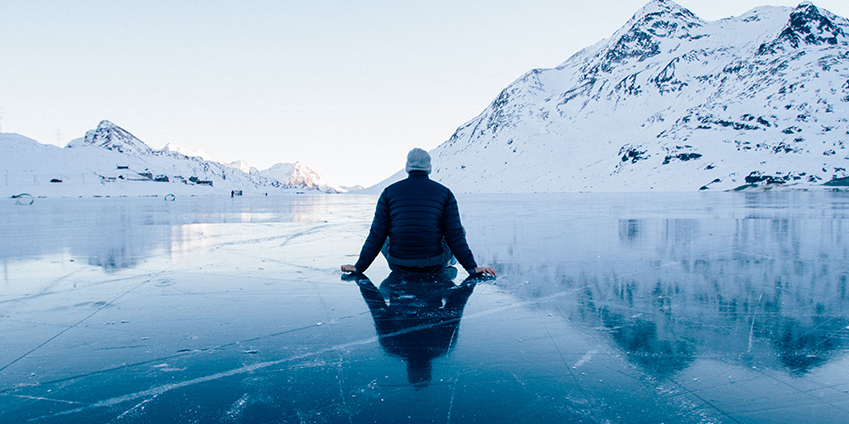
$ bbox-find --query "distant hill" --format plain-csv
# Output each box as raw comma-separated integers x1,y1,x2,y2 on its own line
371,0,849,193
259,162,344,194
1,120,343,197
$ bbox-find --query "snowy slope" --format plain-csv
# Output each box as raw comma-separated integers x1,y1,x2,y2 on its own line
259,162,344,194
1,120,341,197
223,160,259,174
162,143,219,162
373,0,849,193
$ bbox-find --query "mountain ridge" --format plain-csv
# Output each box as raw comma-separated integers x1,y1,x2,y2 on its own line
369,0,849,193
1,120,343,197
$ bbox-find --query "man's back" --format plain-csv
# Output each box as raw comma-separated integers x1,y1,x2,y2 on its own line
380,172,467,261
342,148,494,277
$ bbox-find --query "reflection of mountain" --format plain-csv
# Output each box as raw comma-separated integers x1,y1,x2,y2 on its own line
757,295,847,374
0,196,337,271
601,310,695,378
82,220,156,271
466,192,849,376
1,199,169,273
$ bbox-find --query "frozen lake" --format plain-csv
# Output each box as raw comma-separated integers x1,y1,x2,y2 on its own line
2,191,849,423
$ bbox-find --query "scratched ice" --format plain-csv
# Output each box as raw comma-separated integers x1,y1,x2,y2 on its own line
1,192,849,423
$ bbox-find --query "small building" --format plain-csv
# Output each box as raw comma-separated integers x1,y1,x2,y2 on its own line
189,176,213,187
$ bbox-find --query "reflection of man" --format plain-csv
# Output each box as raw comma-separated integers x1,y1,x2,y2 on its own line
353,272,479,388
341,148,495,277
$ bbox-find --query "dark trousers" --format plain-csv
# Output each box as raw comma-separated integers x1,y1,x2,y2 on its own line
381,238,457,274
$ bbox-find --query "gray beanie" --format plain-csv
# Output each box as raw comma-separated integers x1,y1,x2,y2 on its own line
405,148,432,174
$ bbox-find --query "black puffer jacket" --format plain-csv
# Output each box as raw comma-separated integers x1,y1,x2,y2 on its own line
354,171,478,273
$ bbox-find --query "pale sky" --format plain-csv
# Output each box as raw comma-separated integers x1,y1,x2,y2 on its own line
2,0,848,187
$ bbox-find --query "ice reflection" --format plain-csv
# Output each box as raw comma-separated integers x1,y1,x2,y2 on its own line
351,271,481,389
3,192,849,423
0,195,349,271
764,310,847,374
169,224,211,257
463,191,849,378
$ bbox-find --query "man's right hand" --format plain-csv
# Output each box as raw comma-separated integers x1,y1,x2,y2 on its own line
341,264,356,273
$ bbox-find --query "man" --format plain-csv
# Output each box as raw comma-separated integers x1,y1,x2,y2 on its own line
341,148,496,277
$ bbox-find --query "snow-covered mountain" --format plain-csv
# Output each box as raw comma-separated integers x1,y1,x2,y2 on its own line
374,0,849,192
259,162,344,194
1,120,342,197
223,159,260,175
162,143,219,163
68,120,156,156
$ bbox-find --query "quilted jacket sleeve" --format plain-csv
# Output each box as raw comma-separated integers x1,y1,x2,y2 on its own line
354,191,390,273
441,190,478,272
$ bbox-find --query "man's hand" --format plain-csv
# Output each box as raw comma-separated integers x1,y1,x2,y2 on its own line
473,267,496,276
341,264,356,273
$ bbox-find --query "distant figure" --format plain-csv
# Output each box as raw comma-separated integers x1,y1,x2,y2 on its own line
341,148,495,277
230,190,234,198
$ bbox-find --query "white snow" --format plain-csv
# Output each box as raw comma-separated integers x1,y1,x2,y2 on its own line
0,121,344,198
5,1,849,196
371,0,849,193
259,162,345,194
162,143,219,163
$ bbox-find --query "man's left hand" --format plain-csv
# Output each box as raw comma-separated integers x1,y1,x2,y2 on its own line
474,267,496,276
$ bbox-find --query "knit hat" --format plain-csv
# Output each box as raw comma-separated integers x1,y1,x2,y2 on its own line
405,148,432,174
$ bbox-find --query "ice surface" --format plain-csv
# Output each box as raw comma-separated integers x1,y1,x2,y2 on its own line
1,192,849,423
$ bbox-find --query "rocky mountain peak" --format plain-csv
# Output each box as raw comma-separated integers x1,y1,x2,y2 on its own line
758,2,847,54
11,119,345,195
591,0,704,74
784,2,845,45
631,0,700,27
388,1,849,193
68,120,154,156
